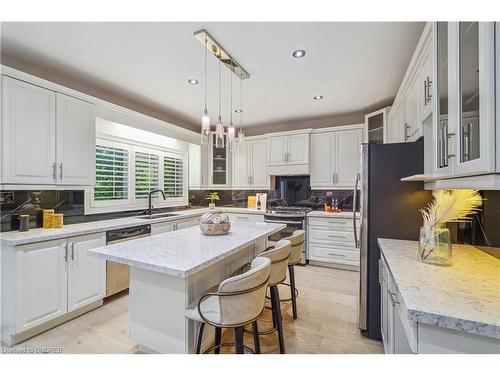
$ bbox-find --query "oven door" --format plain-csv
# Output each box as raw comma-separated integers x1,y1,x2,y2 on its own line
265,219,307,265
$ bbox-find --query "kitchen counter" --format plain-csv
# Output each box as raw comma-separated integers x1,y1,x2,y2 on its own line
0,207,265,246
88,221,284,353
307,210,359,218
378,238,500,340
89,221,284,278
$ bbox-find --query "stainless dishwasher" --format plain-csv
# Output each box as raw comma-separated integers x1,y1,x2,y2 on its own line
105,224,151,297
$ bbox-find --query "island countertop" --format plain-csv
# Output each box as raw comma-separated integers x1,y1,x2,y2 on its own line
88,221,285,278
378,238,500,339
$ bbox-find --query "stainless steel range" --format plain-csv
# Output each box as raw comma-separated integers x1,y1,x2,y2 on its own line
264,206,311,265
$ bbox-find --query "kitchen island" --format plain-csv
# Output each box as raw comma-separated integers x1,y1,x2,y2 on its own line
88,221,285,354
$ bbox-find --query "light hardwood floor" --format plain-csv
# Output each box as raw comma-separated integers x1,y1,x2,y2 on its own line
10,266,383,354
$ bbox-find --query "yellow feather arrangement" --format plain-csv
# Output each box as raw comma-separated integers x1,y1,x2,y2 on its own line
420,189,483,231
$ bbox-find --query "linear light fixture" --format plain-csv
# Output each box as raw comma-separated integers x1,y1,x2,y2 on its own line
193,29,250,80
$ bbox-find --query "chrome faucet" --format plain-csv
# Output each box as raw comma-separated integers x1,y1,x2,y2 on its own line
148,189,166,216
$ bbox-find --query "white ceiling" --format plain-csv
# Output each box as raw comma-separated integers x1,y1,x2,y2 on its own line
0,22,425,130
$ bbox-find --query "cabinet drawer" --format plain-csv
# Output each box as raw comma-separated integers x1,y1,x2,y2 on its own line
309,243,359,264
226,213,264,222
309,227,356,245
308,216,357,231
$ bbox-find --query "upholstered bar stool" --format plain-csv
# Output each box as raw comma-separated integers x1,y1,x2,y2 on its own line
185,257,271,354
248,239,291,354
280,230,305,319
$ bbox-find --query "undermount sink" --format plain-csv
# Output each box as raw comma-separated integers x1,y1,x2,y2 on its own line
136,213,181,220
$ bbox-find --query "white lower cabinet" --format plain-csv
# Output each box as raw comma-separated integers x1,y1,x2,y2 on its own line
2,233,106,346
151,216,201,235
307,216,360,269
67,234,106,312
225,213,264,222
15,239,68,333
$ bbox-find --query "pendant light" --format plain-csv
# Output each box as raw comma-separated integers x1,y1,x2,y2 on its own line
227,59,236,150
200,35,210,144
237,72,245,149
215,60,225,149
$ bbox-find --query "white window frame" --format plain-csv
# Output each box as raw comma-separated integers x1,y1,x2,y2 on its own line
85,135,188,214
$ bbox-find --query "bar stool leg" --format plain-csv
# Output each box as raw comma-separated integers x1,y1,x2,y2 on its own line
252,321,261,354
289,265,298,319
271,285,286,354
234,326,245,354
214,327,222,354
270,287,278,329
196,322,205,354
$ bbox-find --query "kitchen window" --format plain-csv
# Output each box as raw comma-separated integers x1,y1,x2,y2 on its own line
87,137,187,213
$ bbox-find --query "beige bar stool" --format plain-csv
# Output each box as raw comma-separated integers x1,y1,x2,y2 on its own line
185,257,271,354
281,230,305,319
249,239,291,354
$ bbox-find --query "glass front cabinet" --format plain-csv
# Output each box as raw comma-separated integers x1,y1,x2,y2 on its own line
433,22,496,178
209,132,230,187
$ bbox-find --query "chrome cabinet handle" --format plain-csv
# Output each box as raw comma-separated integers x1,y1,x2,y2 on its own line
64,243,68,262
71,242,75,261
328,253,346,257
353,173,359,248
52,162,57,180
389,292,400,306
59,163,63,180
426,77,433,104
328,235,346,238
424,80,428,104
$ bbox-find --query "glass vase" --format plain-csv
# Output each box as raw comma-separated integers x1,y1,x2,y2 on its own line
418,226,453,266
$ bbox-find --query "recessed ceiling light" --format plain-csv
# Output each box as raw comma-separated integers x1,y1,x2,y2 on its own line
188,79,199,85
292,49,306,58
313,95,324,100
235,109,243,113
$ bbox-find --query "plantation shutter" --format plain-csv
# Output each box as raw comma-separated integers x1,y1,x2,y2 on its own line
94,144,129,201
164,154,184,198
135,151,159,198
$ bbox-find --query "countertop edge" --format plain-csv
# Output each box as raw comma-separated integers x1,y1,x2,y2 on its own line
377,237,500,340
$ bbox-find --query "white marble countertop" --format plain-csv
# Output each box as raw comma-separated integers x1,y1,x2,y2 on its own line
307,210,359,218
0,207,265,246
378,238,500,339
88,221,285,278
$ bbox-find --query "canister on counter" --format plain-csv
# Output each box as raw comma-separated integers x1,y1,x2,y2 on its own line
53,213,64,229
19,215,30,232
42,209,54,229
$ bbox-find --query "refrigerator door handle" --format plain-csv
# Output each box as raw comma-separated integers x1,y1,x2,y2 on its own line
353,173,360,248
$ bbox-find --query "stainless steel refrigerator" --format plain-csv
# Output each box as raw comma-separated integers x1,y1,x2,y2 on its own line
355,140,432,340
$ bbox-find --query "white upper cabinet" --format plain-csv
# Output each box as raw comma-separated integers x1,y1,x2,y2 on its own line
67,233,106,313
1,76,56,184
310,133,333,187
406,76,421,142
56,93,96,185
249,139,270,189
266,132,310,175
267,136,287,166
433,22,496,179
287,134,309,165
231,138,270,189
1,76,96,186
310,125,364,189
335,128,363,187
232,142,250,188
452,22,496,176
419,41,433,122
188,143,209,189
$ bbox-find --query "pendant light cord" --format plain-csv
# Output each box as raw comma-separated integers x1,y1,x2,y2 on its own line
218,60,221,121
204,35,207,114
240,73,243,132
230,60,233,126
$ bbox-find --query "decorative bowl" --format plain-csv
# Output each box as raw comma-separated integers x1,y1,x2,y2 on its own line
199,222,231,236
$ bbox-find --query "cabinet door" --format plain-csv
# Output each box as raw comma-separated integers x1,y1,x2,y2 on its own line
56,93,96,185
67,234,106,312
232,143,250,188
1,76,56,184
334,129,363,188
310,132,334,188
210,133,229,186
151,221,175,234
287,134,309,165
188,143,202,189
250,139,270,188
406,77,421,142
15,239,68,332
267,136,287,166
420,42,433,121
453,22,496,176
175,219,195,230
